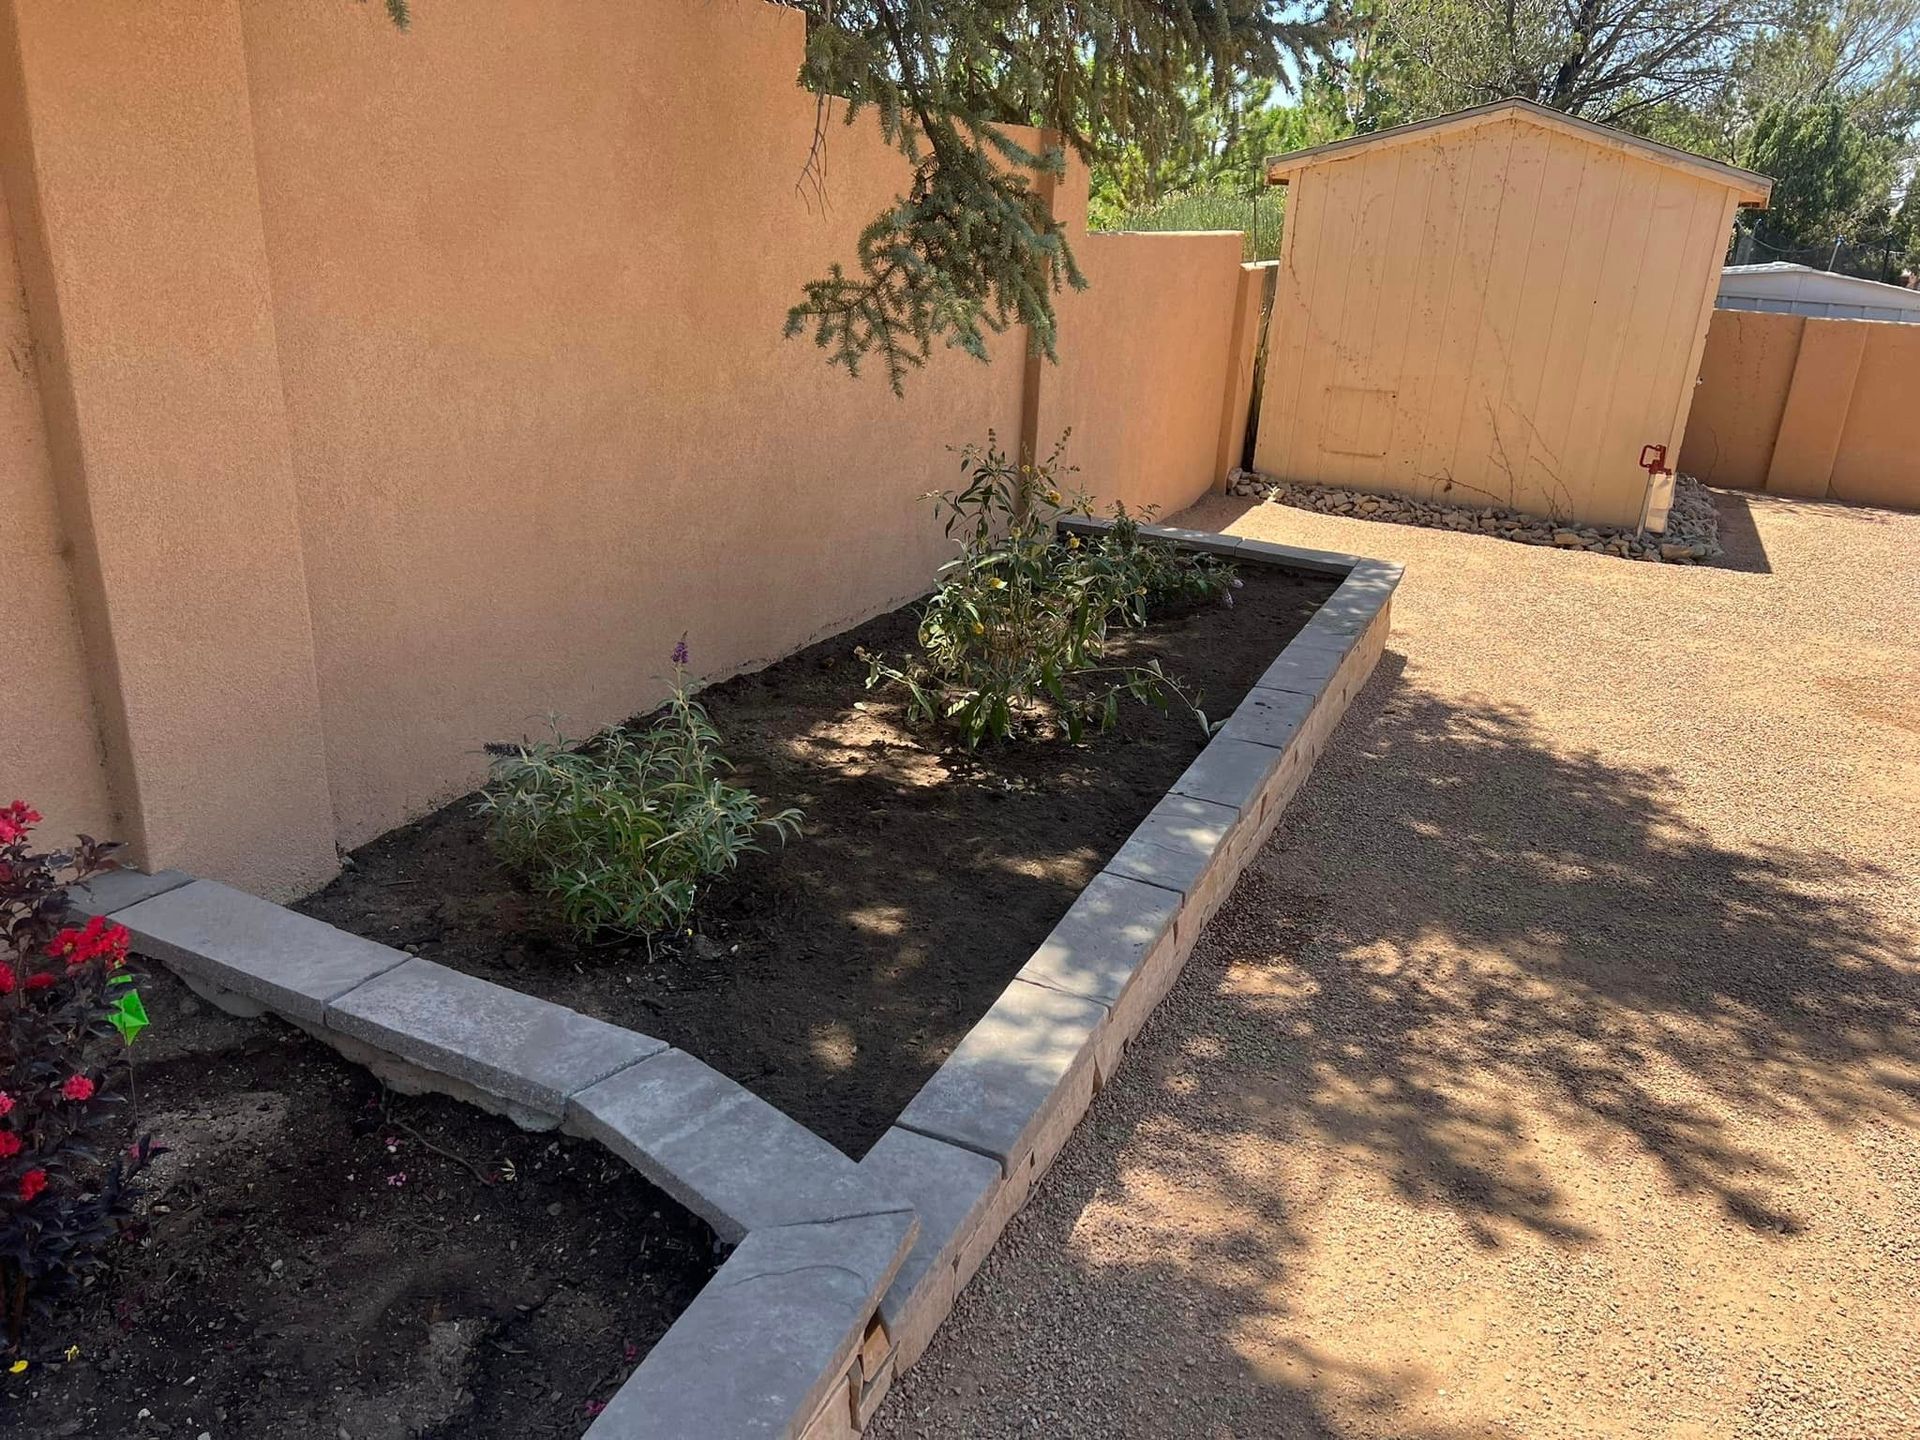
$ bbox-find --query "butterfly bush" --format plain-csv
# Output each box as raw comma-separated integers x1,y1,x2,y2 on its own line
0,802,157,1350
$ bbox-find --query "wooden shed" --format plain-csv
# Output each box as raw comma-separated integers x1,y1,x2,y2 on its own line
1252,99,1771,531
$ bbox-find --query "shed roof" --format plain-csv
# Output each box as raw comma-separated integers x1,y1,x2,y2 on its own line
1264,98,1772,207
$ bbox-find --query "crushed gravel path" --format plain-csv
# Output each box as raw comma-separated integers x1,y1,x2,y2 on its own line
870,489,1920,1440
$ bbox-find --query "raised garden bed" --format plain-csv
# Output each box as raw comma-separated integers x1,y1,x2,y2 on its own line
0,970,716,1440
296,564,1338,1157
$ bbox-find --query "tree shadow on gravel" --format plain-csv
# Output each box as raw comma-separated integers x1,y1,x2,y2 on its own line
894,647,1920,1437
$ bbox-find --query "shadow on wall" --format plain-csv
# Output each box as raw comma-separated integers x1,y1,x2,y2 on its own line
938,650,1919,1435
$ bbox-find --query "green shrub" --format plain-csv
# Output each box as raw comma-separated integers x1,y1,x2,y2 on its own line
864,435,1212,746
477,646,800,938
1102,503,1241,624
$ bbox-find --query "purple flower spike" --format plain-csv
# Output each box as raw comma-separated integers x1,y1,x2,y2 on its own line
671,635,690,667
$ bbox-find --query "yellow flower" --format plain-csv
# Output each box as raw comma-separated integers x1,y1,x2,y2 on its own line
988,577,1007,589
8,1360,26,1375
1044,491,1062,505
1067,536,1080,549
971,622,985,635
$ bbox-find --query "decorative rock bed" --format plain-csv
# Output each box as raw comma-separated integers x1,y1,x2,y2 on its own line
72,520,1401,1439
1227,467,1725,563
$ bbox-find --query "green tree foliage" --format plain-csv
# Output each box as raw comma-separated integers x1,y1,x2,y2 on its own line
1355,0,1763,127
1747,100,1886,244
773,1,1340,392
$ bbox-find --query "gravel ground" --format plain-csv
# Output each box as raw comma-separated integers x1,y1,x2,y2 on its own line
870,488,1920,1440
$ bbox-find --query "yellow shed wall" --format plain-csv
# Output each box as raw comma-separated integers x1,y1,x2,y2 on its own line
1254,114,1740,530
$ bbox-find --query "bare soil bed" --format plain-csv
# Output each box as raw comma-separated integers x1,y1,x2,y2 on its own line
297,566,1334,1156
0,969,716,1440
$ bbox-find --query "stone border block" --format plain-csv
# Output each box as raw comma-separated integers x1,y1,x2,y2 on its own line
1170,736,1285,814
895,978,1106,1177
324,957,665,1119
857,1128,1002,1370
567,1047,903,1245
1104,793,1240,899
67,866,194,918
1017,871,1181,1011
1218,685,1316,750
112,879,408,1023
585,1210,917,1440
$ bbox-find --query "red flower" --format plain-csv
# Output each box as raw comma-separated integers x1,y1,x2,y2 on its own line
0,962,13,995
0,801,40,844
17,1169,46,1203
47,915,130,969
60,1075,95,1103
0,1131,19,1159
0,1092,12,1117
23,972,54,993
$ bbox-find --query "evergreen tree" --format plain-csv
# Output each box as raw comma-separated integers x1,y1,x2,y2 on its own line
1748,99,1888,247
775,1,1341,392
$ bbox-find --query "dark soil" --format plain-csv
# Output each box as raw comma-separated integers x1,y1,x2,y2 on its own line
298,567,1334,1156
0,969,716,1440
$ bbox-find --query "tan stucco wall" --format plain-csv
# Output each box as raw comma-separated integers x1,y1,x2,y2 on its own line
236,0,1036,848
0,183,113,843
1255,113,1744,530
0,0,339,895
0,0,1257,889
1681,309,1920,511
1035,228,1250,516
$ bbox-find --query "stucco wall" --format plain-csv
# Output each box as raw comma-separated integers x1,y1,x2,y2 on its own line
0,0,1253,890
1035,228,1251,517
1681,309,1920,511
1255,112,1742,530
0,184,113,843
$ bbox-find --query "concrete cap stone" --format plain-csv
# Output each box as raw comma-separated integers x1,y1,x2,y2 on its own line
896,978,1106,1174
1172,735,1286,812
586,1210,917,1440
566,1048,900,1243
1104,794,1239,898
1218,684,1317,750
112,879,409,1023
67,867,194,919
857,1127,1002,1338
324,957,665,1117
1017,871,1180,1008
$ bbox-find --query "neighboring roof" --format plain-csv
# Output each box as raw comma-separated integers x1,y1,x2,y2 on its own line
1264,98,1772,207
1718,262,1920,323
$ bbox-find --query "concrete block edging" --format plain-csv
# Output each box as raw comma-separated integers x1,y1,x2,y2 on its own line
76,521,1397,1439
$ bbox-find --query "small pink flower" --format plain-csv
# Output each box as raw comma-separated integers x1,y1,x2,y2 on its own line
18,1168,47,1202
0,1131,21,1160
61,1074,96,1103
385,1172,407,1187
0,1092,13,1117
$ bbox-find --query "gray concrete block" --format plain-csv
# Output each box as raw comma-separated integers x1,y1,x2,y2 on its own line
112,879,409,1023
586,1210,916,1440
1218,684,1317,750
896,979,1106,1175
67,867,194,919
858,1127,1002,1358
324,958,664,1117
1172,736,1285,813
1018,871,1179,1009
1104,794,1238,899
1233,536,1368,576
566,1048,899,1243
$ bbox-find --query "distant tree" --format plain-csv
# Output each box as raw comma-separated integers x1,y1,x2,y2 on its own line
1747,99,1890,245
1354,0,1768,128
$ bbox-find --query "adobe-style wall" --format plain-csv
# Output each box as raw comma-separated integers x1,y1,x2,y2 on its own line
0,0,1253,895
0,184,113,842
1680,308,1920,511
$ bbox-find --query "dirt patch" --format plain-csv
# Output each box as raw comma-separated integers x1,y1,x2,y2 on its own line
297,567,1334,1155
0,969,716,1440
